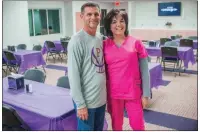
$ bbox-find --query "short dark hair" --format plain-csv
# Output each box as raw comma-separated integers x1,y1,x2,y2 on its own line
81,2,100,13
104,9,129,38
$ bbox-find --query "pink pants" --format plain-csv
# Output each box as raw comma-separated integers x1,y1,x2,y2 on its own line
107,98,145,130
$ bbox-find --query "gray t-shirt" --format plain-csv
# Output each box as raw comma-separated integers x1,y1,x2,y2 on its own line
67,29,107,109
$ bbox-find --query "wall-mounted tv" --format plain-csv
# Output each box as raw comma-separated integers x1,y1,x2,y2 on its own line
158,2,181,16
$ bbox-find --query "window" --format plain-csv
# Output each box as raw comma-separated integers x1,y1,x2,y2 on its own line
28,9,61,36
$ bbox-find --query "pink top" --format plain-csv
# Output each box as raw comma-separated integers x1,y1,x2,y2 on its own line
103,36,148,99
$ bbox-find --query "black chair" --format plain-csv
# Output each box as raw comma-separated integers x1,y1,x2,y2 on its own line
45,41,63,63
7,46,16,52
164,41,179,47
148,41,157,47
170,36,176,40
160,38,172,46
17,44,27,50
188,36,198,40
161,47,182,76
32,44,42,51
179,39,193,48
3,50,20,74
56,76,70,89
3,57,7,75
3,104,31,131
24,69,46,83
61,41,68,57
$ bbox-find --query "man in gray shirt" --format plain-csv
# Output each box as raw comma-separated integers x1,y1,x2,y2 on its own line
67,2,106,131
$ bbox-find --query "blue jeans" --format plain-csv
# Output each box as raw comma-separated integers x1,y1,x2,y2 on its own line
73,103,106,131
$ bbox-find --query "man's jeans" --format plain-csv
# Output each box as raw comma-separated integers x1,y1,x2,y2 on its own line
73,103,106,131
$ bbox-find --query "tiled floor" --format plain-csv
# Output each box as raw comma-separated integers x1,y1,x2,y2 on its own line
3,54,197,130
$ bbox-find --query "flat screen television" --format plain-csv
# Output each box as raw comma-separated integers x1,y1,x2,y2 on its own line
158,2,181,16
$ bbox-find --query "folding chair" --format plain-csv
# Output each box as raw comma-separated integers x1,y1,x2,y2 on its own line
17,44,27,50
160,38,172,47
3,50,20,74
56,76,70,89
161,47,182,76
33,45,42,51
24,69,46,83
45,41,63,63
3,104,31,131
179,39,193,48
188,36,198,40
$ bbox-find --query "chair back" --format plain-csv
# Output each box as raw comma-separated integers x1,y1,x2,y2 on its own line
61,41,68,51
56,76,70,89
160,38,172,46
3,51,17,62
7,46,16,52
180,39,193,47
164,41,179,47
33,45,42,51
188,36,198,40
170,36,176,40
45,41,56,50
24,69,46,83
148,41,157,47
17,44,27,50
161,47,178,58
3,104,30,131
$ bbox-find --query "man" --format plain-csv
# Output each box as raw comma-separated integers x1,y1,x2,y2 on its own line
67,2,106,131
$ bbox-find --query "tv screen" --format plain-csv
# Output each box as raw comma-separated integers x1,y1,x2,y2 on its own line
158,2,181,16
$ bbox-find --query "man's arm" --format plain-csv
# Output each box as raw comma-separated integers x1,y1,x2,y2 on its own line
68,37,86,109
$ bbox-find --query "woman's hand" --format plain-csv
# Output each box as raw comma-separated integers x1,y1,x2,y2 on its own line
142,97,149,109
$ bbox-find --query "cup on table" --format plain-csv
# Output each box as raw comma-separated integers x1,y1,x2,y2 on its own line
25,84,33,93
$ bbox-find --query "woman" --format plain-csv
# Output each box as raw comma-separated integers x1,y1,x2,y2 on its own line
103,9,151,130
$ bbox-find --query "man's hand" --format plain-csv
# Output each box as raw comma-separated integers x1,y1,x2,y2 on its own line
77,107,88,120
142,97,149,109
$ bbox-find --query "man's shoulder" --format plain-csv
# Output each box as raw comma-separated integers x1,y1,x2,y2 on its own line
68,31,85,47
71,30,84,41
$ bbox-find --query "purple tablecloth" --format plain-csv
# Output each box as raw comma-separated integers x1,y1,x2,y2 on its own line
3,78,108,130
145,46,195,68
175,39,198,49
65,63,163,89
148,63,163,89
13,50,46,74
42,41,63,55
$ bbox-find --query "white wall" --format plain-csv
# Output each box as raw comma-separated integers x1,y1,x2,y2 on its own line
28,1,66,46
64,1,73,36
72,1,114,34
113,2,128,11
132,0,197,30
3,1,30,49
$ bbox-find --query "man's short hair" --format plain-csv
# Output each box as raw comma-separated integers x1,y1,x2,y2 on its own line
81,2,100,13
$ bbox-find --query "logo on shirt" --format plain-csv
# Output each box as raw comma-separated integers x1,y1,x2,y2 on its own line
91,46,105,73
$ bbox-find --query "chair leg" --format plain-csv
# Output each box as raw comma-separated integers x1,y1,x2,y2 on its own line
46,52,49,62
163,61,166,71
6,66,9,74
42,66,46,73
173,63,176,72
58,53,63,63
50,53,56,63
179,60,182,76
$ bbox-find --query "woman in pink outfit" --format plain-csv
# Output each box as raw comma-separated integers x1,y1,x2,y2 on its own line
103,9,151,130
